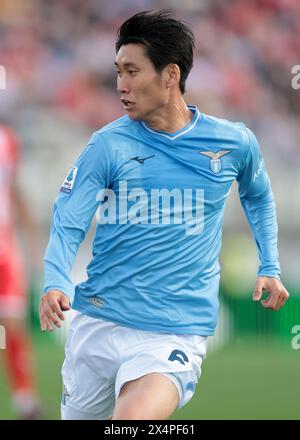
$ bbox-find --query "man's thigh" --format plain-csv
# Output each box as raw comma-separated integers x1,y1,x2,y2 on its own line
112,372,179,420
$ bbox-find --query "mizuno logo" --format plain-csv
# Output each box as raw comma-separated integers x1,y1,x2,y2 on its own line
130,155,155,164
198,150,231,174
168,349,189,365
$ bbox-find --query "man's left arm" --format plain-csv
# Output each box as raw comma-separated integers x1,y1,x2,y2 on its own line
237,128,289,311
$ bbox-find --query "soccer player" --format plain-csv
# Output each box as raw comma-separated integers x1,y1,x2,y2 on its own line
0,123,40,419
40,11,290,420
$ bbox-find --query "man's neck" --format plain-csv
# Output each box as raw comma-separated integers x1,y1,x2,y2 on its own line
143,99,194,133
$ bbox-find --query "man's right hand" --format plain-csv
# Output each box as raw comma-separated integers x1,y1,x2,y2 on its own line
39,290,71,332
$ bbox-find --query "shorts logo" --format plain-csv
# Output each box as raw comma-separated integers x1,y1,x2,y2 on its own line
60,166,78,194
198,150,231,174
168,349,189,365
186,381,195,392
61,384,70,406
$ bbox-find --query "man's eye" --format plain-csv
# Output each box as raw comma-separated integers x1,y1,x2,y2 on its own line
129,70,137,75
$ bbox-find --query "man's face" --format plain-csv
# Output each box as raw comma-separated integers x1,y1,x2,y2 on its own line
115,44,169,121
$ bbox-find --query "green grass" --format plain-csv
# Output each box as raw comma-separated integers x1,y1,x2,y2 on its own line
0,334,299,420
0,332,64,420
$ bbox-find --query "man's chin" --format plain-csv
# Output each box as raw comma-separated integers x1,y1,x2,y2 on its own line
123,106,144,121
126,111,142,121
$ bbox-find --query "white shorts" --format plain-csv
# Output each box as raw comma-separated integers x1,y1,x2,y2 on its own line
61,312,207,420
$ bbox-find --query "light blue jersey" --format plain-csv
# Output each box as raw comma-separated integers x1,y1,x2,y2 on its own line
44,106,280,335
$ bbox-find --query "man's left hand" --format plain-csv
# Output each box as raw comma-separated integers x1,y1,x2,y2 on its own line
253,276,289,311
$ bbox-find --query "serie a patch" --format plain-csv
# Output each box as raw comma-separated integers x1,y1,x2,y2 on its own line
60,166,78,194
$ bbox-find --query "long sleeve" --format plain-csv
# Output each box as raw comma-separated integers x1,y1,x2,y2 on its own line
43,133,111,302
237,128,280,279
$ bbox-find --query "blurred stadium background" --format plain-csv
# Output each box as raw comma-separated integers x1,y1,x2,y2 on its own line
0,0,299,419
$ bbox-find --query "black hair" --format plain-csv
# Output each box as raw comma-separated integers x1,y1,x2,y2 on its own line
115,10,195,94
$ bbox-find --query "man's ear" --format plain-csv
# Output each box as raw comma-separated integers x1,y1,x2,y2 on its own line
165,64,181,89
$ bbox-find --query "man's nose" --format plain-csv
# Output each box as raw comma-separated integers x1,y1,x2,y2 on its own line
117,76,130,94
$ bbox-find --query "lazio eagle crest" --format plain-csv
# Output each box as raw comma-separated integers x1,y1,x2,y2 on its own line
198,150,231,174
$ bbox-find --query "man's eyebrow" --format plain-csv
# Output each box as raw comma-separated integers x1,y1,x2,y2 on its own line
114,61,139,68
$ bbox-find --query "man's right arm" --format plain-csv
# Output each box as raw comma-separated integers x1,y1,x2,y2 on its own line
40,133,112,331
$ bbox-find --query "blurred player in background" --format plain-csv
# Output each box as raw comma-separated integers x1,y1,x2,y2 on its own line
0,123,40,419
40,10,290,420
